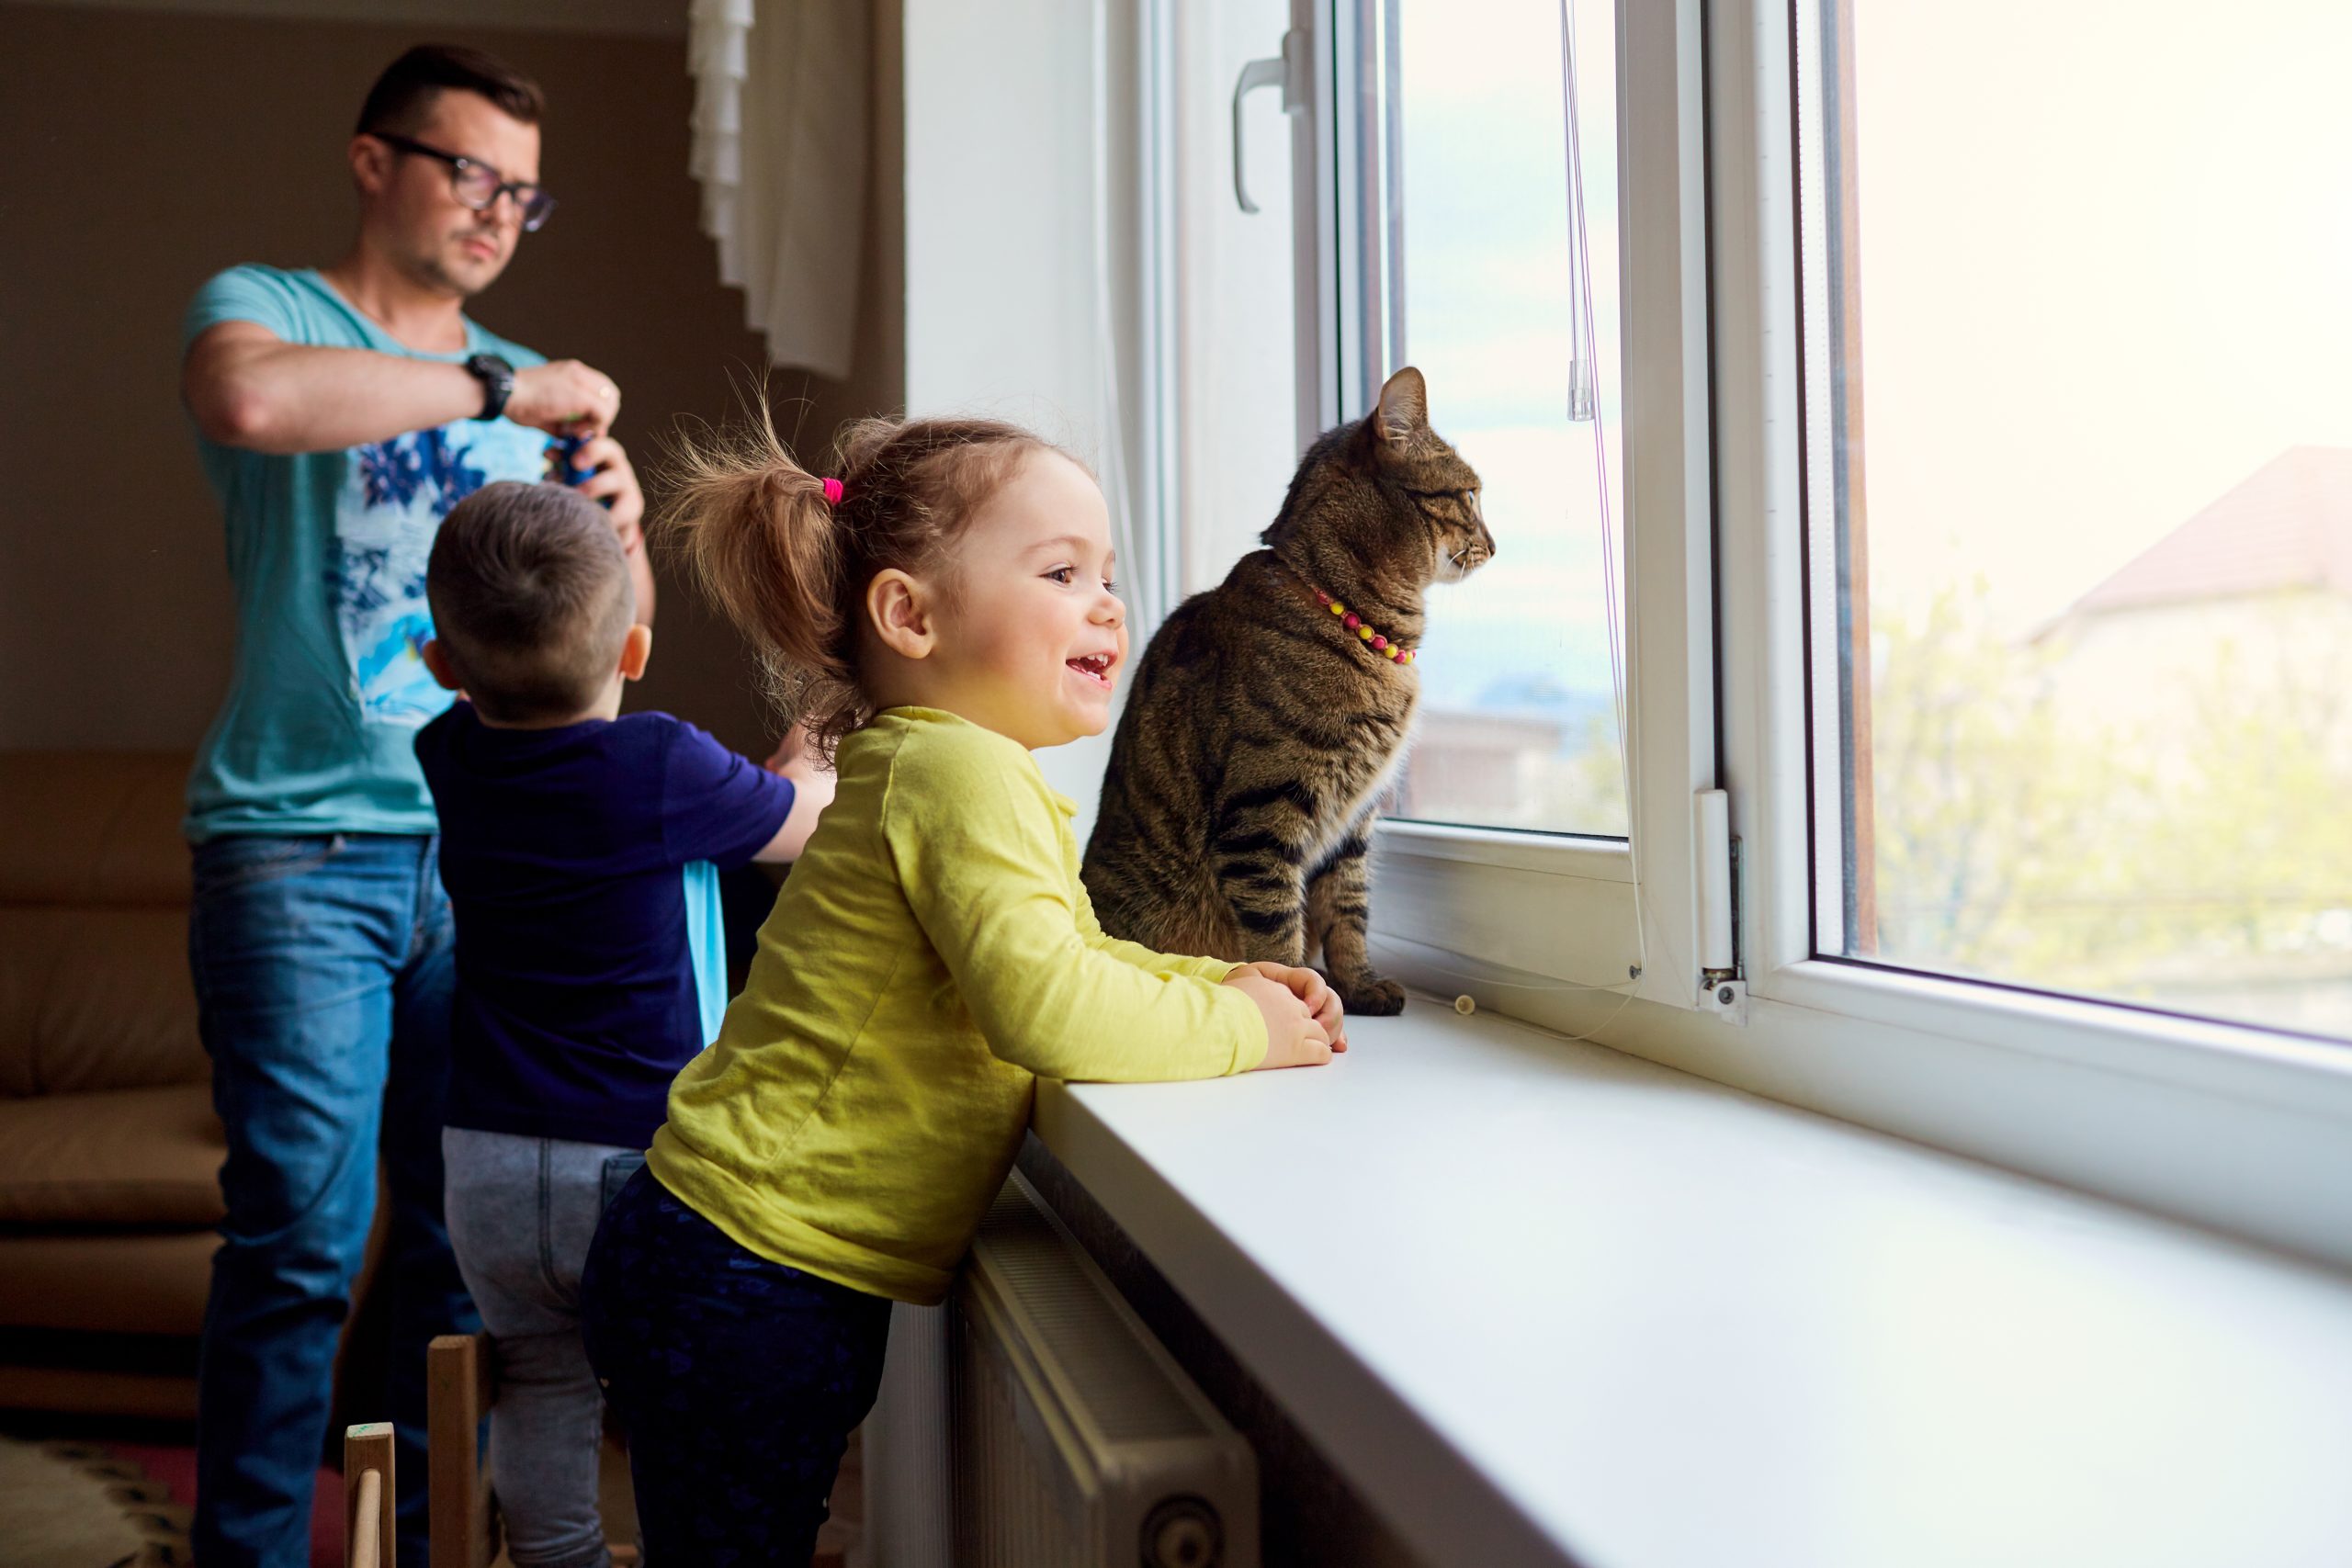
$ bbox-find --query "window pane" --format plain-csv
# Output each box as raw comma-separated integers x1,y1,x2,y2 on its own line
1797,0,2352,1038
1176,0,1302,597
1385,0,1627,836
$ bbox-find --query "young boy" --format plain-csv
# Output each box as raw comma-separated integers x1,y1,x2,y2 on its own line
414,479,829,1568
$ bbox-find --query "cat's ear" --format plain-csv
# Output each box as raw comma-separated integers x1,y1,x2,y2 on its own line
1374,367,1429,447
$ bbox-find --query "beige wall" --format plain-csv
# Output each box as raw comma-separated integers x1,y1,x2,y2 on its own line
0,1,903,758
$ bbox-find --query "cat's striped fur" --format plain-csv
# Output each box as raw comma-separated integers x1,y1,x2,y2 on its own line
1082,367,1494,1015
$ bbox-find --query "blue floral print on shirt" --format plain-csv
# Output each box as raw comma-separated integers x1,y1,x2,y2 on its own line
333,423,532,725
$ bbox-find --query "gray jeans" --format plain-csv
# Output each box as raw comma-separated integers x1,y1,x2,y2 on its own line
443,1128,644,1568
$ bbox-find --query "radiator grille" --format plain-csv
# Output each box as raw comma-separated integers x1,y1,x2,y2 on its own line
949,1172,1258,1568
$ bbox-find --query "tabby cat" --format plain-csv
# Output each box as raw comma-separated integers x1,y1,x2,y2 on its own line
1082,367,1494,1015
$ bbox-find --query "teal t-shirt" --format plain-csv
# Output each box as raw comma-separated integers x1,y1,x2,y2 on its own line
181,265,553,842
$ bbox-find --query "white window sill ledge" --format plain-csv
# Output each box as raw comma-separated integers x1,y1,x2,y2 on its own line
1033,995,2352,1568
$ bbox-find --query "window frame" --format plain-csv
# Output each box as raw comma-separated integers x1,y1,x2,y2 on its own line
1145,0,2352,1265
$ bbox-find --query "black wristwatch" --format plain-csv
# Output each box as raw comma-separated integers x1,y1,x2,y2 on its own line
463,353,514,422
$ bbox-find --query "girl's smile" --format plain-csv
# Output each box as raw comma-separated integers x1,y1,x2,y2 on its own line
1066,649,1117,691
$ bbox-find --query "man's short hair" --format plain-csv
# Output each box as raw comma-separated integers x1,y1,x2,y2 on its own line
428,482,634,725
357,44,545,138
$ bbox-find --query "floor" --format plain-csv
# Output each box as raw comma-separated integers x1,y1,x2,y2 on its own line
8,1420,859,1566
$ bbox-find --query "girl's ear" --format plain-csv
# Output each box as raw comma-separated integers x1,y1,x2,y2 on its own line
865,569,937,660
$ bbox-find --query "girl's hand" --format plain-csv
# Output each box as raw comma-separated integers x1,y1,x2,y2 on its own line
1239,961,1347,1050
1224,972,1336,1070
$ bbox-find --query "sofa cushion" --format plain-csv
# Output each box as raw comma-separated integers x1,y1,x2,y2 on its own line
0,1084,225,1226
0,1228,215,1336
0,909,206,1096
0,753,191,908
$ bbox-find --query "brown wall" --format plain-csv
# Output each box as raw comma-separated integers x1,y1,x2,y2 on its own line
0,1,903,758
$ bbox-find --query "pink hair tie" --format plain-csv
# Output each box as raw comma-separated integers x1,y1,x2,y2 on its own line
821,477,845,506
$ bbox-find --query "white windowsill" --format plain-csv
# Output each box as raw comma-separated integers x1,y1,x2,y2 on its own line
1034,995,2352,1568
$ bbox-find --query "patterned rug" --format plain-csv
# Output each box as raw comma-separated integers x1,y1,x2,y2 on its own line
0,1436,189,1568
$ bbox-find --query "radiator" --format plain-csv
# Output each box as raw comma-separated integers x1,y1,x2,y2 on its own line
946,1170,1259,1568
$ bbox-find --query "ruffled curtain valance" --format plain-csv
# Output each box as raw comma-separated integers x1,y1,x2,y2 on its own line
689,0,871,380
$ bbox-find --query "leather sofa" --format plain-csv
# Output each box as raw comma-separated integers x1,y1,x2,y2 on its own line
0,751,220,1418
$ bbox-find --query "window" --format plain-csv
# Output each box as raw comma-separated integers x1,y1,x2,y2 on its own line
1172,0,1305,604
1185,0,1633,840
1794,0,2352,1041
1352,0,1630,836
1145,0,2351,1260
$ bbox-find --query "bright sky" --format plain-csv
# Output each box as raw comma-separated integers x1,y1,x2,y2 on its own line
1196,0,2352,713
1846,0,2352,627
1401,0,1623,712
1406,0,2352,654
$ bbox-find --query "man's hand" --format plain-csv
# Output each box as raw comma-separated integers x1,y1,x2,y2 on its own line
507,359,621,437
568,434,645,543
1239,961,1347,1050
557,432,653,623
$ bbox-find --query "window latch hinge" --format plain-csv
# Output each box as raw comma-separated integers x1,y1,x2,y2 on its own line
1696,789,1747,1024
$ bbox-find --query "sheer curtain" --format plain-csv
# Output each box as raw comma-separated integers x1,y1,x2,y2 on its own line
688,0,871,379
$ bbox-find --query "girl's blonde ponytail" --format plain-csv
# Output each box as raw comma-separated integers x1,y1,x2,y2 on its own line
663,409,855,747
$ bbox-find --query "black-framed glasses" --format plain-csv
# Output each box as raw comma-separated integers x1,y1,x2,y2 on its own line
371,131,558,231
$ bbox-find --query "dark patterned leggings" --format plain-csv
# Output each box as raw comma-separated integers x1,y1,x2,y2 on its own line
580,1168,893,1566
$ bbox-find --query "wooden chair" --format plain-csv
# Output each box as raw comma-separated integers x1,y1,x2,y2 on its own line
428,1332,643,1568
425,1330,860,1567
426,1334,503,1568
344,1422,395,1568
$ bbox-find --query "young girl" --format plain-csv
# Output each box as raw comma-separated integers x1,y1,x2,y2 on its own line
578,413,1340,1561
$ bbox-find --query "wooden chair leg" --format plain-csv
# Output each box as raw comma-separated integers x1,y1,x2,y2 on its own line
429,1332,499,1568
344,1422,395,1568
601,1406,640,1566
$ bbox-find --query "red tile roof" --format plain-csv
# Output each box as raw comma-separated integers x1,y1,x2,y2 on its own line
2064,446,2352,617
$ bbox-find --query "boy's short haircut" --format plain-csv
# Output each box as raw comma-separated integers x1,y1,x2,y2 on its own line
428,481,635,725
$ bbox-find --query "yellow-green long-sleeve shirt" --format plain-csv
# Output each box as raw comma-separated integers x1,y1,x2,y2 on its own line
647,707,1266,1304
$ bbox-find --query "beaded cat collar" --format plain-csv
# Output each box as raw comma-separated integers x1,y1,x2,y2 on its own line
1274,561,1417,665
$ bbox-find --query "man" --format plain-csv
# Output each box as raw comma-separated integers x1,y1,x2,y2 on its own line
178,45,650,1567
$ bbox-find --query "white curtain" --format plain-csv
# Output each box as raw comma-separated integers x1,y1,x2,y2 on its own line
689,0,872,381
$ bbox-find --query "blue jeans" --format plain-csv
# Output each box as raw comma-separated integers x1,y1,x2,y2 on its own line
580,1168,892,1566
187,833,478,1568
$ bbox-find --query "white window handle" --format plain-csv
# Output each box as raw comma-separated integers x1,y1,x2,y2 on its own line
1233,28,1307,215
